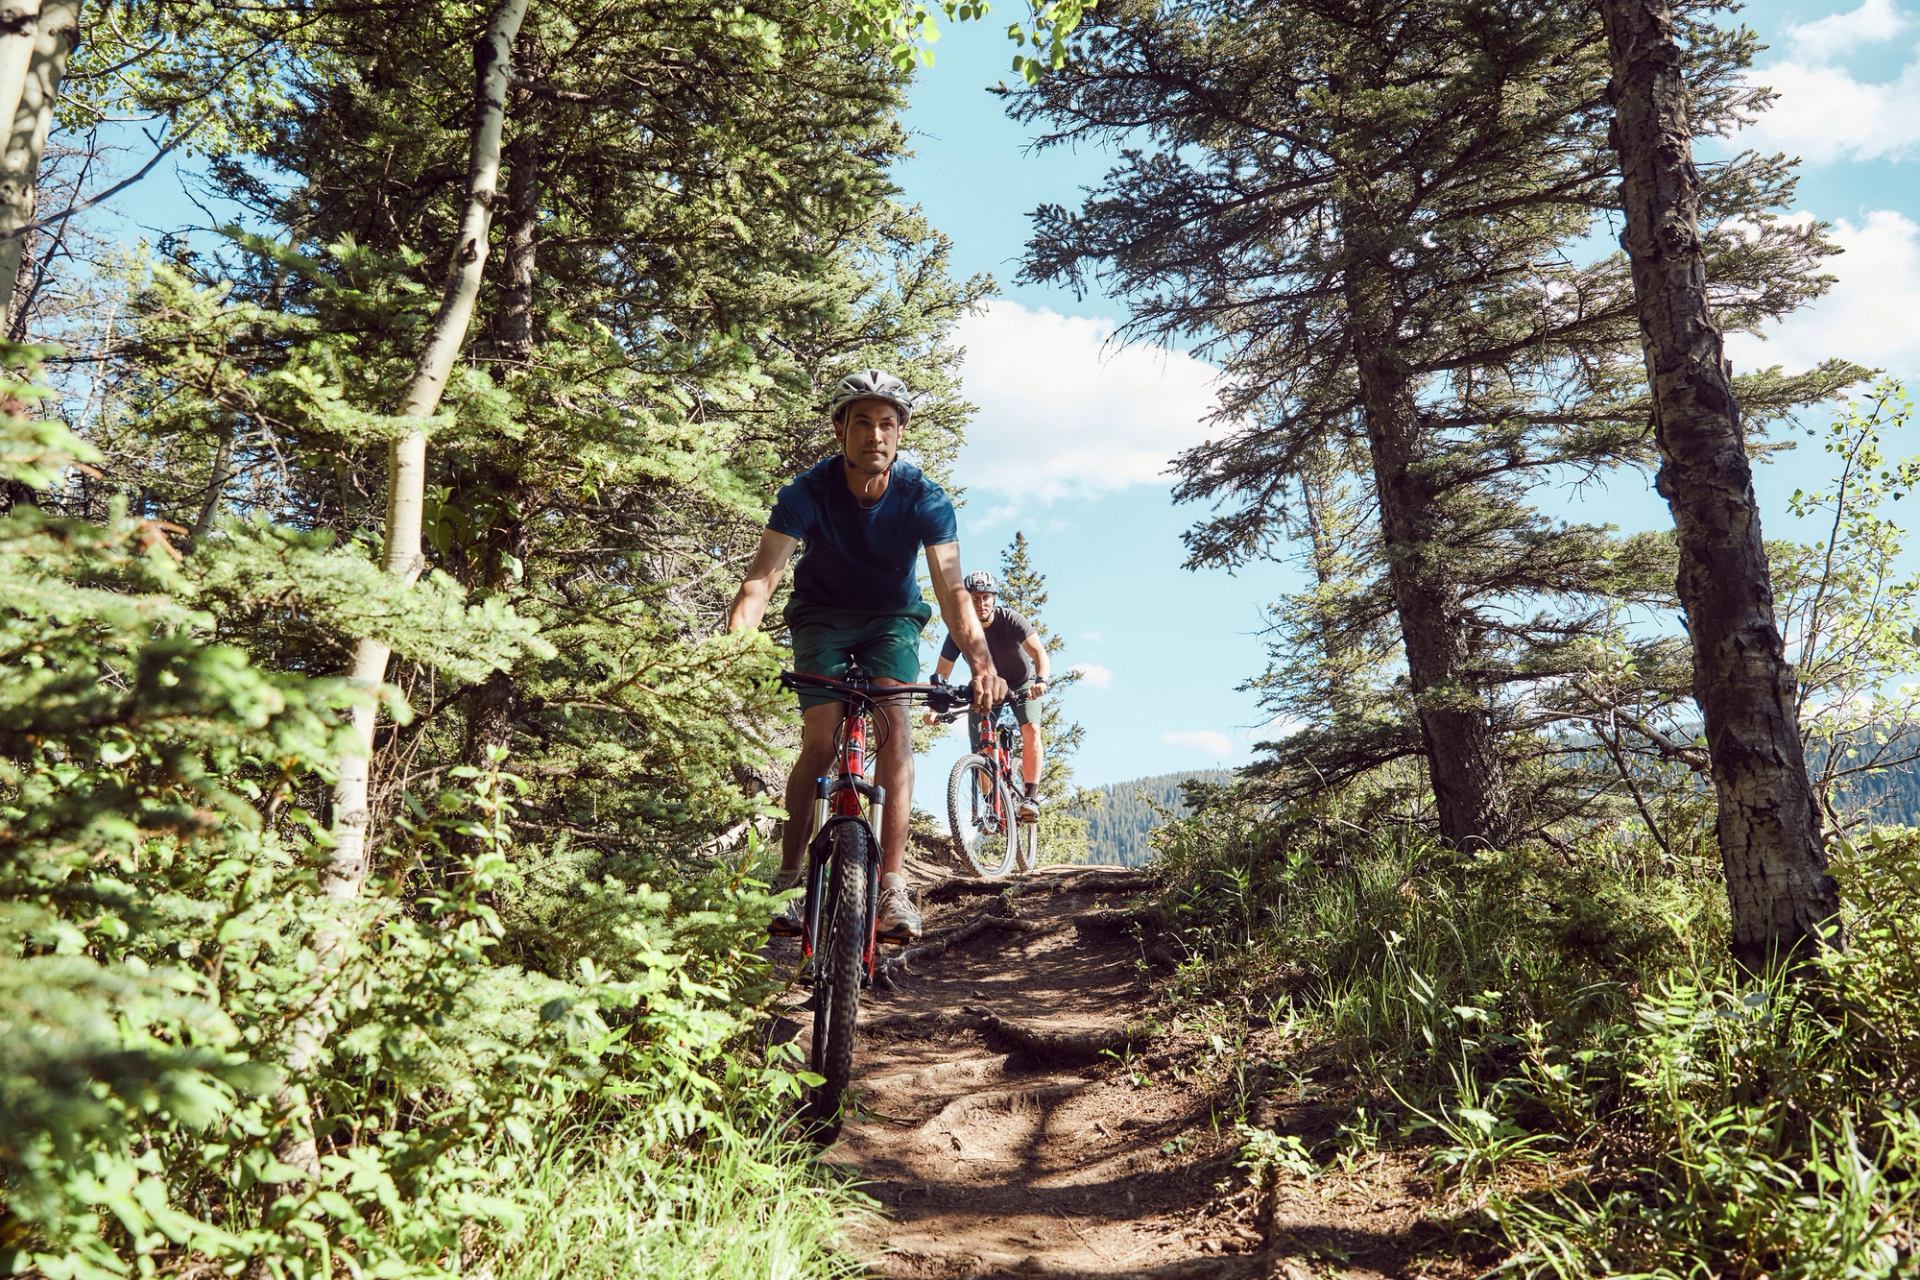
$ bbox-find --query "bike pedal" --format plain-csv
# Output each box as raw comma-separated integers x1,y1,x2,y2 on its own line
875,926,918,946
767,920,804,939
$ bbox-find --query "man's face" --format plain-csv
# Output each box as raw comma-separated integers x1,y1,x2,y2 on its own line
973,592,995,624
837,398,902,476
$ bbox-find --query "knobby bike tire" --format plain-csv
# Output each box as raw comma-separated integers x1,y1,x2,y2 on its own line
1016,814,1038,873
947,754,1016,878
804,825,870,1139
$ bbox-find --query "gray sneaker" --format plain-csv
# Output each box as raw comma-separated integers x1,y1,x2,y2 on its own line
875,872,922,944
768,869,804,938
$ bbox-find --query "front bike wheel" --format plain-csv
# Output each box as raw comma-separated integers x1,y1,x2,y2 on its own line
947,754,1016,878
1016,812,1038,873
803,825,870,1139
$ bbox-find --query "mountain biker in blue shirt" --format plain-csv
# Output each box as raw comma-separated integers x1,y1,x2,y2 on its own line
726,370,1005,942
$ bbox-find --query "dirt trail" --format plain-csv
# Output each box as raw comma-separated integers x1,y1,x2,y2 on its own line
793,864,1444,1279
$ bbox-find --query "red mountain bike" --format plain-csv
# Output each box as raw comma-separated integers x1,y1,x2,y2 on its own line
778,665,965,1137
940,683,1039,878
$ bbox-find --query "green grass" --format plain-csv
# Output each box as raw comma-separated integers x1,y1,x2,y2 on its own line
474,1115,873,1280
1147,790,1920,1279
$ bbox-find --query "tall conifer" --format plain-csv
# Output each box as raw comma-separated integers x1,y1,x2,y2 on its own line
1013,0,1853,845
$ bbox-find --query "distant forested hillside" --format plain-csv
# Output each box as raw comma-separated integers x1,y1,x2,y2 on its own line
1073,756,1920,869
1077,770,1234,866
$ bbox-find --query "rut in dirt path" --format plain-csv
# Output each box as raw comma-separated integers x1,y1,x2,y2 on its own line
801,864,1442,1280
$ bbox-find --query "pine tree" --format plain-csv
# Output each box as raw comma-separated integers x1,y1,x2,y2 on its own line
1600,0,1839,969
1012,0,1855,846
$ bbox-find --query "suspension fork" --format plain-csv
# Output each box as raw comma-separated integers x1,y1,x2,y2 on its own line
807,696,889,971
846,701,889,968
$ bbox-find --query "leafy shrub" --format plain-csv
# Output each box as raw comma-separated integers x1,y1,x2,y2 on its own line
0,366,851,1278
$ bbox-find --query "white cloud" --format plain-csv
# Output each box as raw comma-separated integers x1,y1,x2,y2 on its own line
1726,209,1920,376
951,300,1225,503
1162,729,1234,756
1740,58,1920,163
1738,3,1920,164
1068,663,1113,688
1786,0,1909,61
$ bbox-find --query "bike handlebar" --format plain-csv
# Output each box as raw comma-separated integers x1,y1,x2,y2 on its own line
927,679,1042,721
780,669,969,712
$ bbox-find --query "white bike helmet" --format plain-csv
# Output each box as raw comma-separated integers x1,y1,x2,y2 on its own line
963,570,998,595
828,368,913,424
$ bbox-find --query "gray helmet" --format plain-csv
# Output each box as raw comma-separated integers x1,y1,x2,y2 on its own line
963,570,998,595
828,368,913,424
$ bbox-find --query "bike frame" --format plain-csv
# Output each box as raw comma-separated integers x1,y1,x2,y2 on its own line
784,668,962,976
801,684,885,976
966,699,1026,830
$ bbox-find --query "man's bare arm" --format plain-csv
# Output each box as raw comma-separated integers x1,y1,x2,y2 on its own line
727,530,799,633
926,542,1006,715
1021,632,1051,691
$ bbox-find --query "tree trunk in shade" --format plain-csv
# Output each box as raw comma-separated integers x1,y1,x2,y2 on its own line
1599,0,1840,971
1346,246,1515,851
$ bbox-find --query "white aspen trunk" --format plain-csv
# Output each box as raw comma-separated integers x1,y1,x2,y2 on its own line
271,0,532,1184
0,2,44,140
0,0,75,325
326,0,529,903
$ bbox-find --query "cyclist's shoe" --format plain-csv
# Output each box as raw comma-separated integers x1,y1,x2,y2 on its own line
768,868,805,938
1017,796,1040,823
876,872,922,944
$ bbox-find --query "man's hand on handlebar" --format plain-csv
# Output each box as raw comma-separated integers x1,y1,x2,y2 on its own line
971,670,1009,718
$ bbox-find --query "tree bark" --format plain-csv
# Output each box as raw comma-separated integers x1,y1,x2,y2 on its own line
275,0,532,1183
188,416,234,546
0,2,42,147
1599,0,1839,970
1345,252,1515,850
0,0,74,324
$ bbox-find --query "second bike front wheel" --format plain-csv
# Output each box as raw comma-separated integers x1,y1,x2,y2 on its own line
947,754,1016,878
803,824,870,1141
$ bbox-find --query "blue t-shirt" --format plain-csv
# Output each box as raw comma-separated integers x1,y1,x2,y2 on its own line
768,456,958,612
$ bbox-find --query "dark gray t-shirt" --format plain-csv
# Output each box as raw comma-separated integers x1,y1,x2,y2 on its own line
940,607,1039,687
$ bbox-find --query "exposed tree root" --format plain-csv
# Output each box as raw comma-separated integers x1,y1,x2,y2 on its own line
958,1003,1157,1067
923,876,1026,904
1070,903,1162,942
875,907,1038,990
863,1008,969,1037
1041,866,1155,894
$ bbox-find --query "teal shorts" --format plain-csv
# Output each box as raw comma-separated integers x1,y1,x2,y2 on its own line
785,598,933,707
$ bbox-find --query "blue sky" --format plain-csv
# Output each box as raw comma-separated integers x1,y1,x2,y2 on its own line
893,0,1920,809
